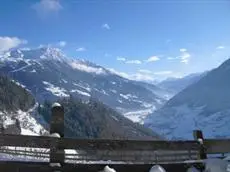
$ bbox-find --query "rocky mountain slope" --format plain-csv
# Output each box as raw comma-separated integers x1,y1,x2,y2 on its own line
0,75,47,135
0,47,166,122
145,58,230,139
0,74,161,139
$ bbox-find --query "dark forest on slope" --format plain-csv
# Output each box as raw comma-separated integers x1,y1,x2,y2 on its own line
0,74,35,112
38,96,162,140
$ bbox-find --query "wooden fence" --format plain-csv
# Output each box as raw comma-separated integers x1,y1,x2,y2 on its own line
0,103,229,172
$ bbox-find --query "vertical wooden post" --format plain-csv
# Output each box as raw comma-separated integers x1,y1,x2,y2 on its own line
193,130,207,159
50,102,64,165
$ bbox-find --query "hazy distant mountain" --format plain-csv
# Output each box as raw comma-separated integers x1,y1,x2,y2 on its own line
157,72,207,94
0,47,166,122
145,58,230,139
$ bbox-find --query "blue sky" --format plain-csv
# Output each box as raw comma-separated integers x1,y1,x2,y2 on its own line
1,0,230,81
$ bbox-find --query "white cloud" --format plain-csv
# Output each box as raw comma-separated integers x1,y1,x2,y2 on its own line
180,52,191,64
102,23,110,30
0,36,27,52
104,53,111,57
138,69,152,74
154,71,173,75
180,48,187,52
70,62,106,75
116,57,126,61
216,46,225,49
146,56,160,62
58,41,66,47
107,68,130,79
131,73,154,81
76,47,86,52
167,57,179,60
126,60,142,64
32,0,62,15
166,39,172,44
108,68,155,81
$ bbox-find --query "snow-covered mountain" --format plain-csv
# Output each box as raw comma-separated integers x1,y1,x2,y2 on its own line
157,72,207,95
145,58,230,140
0,47,166,122
0,75,47,136
0,74,161,139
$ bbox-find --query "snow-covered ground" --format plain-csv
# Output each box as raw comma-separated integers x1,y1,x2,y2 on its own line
145,104,230,140
43,81,69,97
124,107,156,124
70,89,91,97
0,103,47,136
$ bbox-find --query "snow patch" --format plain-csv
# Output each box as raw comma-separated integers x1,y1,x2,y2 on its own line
30,69,36,73
101,90,109,95
73,82,91,92
11,80,26,88
111,116,119,121
120,94,129,100
43,81,69,97
120,93,138,100
70,89,91,97
103,166,117,172
118,99,123,103
124,106,156,124
62,79,68,83
110,89,117,94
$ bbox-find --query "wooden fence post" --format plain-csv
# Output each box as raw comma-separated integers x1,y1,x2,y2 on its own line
50,102,65,165
193,130,207,159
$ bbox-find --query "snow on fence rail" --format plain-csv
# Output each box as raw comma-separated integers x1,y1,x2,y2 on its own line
0,134,230,164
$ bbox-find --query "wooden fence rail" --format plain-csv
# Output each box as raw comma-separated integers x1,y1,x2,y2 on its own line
0,103,229,171
0,134,230,154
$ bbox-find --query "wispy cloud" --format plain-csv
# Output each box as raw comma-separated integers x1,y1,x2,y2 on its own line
167,57,179,60
116,56,126,61
107,68,130,79
166,39,172,44
146,56,160,62
126,60,142,64
116,56,142,64
102,23,110,30
0,36,27,53
154,71,173,75
139,69,152,74
58,41,66,47
32,0,62,16
180,52,191,64
108,68,154,81
216,46,225,49
178,48,191,64
70,61,106,75
180,48,187,52
76,47,86,52
104,53,112,57
132,73,155,81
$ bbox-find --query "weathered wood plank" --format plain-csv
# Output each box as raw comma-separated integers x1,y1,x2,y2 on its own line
205,139,230,154
0,134,200,151
0,135,230,154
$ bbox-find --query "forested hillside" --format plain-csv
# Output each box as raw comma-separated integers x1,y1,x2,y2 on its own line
39,96,161,140
0,74,35,112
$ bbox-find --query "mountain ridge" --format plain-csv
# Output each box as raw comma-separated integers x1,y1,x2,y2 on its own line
145,58,230,139
0,47,166,123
